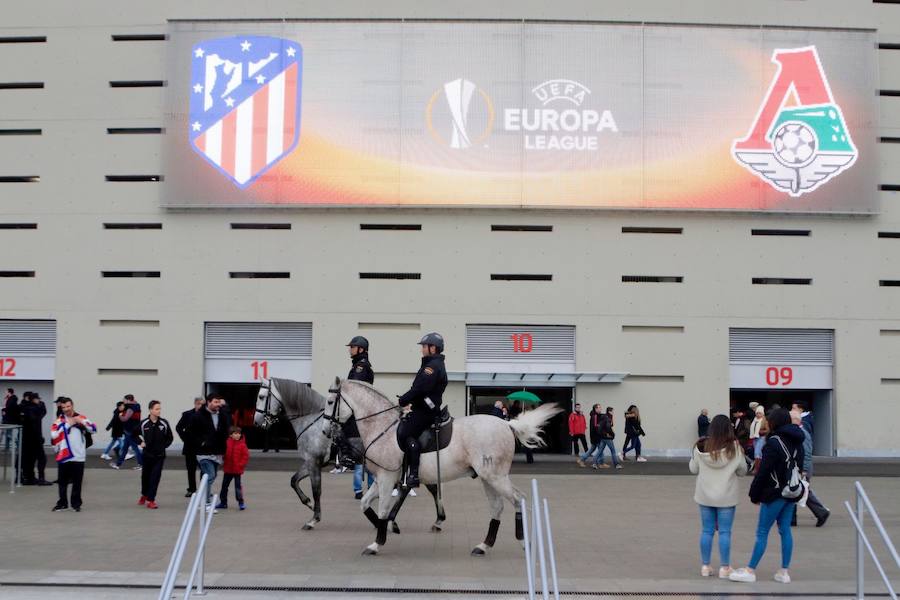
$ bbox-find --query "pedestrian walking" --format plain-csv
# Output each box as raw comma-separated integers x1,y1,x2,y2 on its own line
217,426,249,510
621,405,646,462
790,408,830,527
137,400,173,509
576,404,603,467
20,392,51,485
689,414,748,579
697,408,710,438
111,394,143,470
176,397,205,498
490,400,506,419
193,393,231,512
50,397,96,512
730,408,805,585
749,406,768,472
2,387,20,452
100,401,126,461
593,408,622,469
568,403,588,455
732,408,751,459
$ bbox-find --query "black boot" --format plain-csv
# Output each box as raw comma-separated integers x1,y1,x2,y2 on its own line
406,465,420,488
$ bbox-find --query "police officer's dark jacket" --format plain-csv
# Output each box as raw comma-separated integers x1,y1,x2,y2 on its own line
139,416,174,458
343,352,375,439
398,354,448,412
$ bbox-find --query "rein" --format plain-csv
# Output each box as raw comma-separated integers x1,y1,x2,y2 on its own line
327,384,403,472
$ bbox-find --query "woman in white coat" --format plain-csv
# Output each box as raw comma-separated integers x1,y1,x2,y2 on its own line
690,414,749,578
749,405,768,473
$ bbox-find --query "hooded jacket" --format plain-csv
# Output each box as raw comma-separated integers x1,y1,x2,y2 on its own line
689,439,748,507
748,424,806,504
587,409,603,444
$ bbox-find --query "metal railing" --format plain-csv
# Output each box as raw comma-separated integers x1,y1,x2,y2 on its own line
521,478,560,600
0,425,22,494
845,480,900,600
159,473,219,600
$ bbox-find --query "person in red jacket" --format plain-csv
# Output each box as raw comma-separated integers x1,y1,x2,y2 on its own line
568,403,588,455
216,426,249,510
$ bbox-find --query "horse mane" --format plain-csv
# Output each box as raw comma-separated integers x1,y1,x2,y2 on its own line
341,379,398,408
270,377,326,416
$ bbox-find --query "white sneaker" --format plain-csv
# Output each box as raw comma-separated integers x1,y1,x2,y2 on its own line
774,569,791,584
133,466,142,471
409,489,417,497
718,567,733,579
206,504,218,514
729,568,756,583
109,462,120,470
125,451,135,461
701,565,713,577
636,456,647,462
391,488,399,497
615,464,624,469
618,453,625,461
100,453,111,460
329,467,340,474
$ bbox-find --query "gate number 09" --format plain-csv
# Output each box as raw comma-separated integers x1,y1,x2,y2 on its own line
765,366,793,386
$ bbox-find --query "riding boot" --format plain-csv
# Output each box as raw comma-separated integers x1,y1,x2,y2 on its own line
407,464,420,488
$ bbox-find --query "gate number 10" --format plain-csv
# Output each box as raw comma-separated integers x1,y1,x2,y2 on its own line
765,366,793,386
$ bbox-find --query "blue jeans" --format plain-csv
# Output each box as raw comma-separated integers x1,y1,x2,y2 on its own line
198,459,219,505
104,435,123,457
115,434,143,466
749,497,794,569
595,439,619,465
580,442,602,462
622,435,641,457
699,505,735,566
353,464,374,494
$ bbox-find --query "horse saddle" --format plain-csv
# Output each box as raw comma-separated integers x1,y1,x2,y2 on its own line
418,406,453,454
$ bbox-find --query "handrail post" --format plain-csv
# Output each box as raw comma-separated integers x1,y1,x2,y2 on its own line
858,487,865,600
531,479,549,600
520,497,535,600
196,476,208,596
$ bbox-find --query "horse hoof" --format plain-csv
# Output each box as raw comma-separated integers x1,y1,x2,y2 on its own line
431,524,443,533
301,524,313,530
391,522,401,535
470,547,486,556
362,543,379,556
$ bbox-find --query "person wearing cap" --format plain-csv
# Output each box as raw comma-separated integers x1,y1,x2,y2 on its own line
396,332,448,488
343,336,375,498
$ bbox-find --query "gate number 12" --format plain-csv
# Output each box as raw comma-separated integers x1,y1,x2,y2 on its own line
0,358,16,377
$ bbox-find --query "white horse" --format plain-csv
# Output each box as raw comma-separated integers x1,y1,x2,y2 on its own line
326,377,561,556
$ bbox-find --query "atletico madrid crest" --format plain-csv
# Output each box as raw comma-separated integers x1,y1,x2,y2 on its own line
732,46,857,197
189,36,302,189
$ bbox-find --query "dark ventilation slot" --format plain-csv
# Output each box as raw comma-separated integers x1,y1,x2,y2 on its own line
0,271,35,277
0,36,47,44
0,223,37,229
881,137,900,144
752,278,812,285
880,280,900,287
360,272,422,280
882,185,900,192
621,226,683,234
229,272,290,279
0,176,39,183
0,82,44,90
231,223,292,230
622,275,683,283
107,127,163,135
880,90,900,97
491,225,553,232
105,175,161,182
360,224,422,231
490,274,552,281
111,34,166,41
103,223,162,230
101,271,160,278
0,129,41,136
881,43,900,50
109,80,165,88
878,232,900,239
98,368,158,376
751,229,811,237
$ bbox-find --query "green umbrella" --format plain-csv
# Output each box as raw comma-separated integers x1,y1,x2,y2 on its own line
506,390,542,404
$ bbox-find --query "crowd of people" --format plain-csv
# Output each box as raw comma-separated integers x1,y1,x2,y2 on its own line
568,403,647,469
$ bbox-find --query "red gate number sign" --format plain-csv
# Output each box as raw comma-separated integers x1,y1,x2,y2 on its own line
510,333,534,353
251,360,269,380
765,366,793,386
0,358,16,377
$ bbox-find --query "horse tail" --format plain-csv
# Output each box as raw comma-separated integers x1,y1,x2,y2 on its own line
507,403,563,448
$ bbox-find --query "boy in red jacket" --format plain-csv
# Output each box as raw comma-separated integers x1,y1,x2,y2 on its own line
216,426,249,510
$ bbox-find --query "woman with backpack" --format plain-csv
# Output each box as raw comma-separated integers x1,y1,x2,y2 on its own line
621,405,646,462
689,414,747,578
729,408,806,585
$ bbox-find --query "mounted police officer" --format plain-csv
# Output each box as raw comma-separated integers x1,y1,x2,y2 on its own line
337,337,374,486
397,332,448,488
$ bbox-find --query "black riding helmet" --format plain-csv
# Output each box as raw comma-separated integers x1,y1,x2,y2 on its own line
346,336,369,351
418,332,444,353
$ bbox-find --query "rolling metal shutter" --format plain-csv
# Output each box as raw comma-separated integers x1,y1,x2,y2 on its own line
204,322,312,359
729,328,833,365
0,320,56,355
466,324,576,374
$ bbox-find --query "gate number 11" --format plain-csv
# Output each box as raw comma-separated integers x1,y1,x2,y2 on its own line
251,361,269,379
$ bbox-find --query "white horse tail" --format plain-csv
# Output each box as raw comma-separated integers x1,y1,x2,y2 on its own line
507,403,564,448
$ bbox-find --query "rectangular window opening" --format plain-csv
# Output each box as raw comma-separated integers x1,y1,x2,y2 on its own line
101,271,160,278
358,322,421,330
360,272,422,280
0,176,39,183
879,329,900,336
0,36,47,44
880,378,900,385
360,224,422,231
751,229,811,237
109,80,165,88
621,226,683,234
103,223,162,230
106,127,163,135
229,272,290,279
622,275,683,283
105,175,161,182
621,325,685,333
0,82,44,90
491,225,553,232
0,129,41,136
880,137,900,144
98,368,158,376
231,223,292,230
880,280,900,287
880,90,900,97
881,185,900,192
111,34,166,42
752,277,812,285
878,232,900,239
0,223,37,229
0,271,35,278
490,274,553,281
99,319,160,327
626,374,685,382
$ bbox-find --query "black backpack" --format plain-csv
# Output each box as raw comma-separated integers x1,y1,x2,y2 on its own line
772,435,804,501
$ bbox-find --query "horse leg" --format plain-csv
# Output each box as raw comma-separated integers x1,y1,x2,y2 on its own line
425,483,446,532
362,474,397,555
471,479,504,556
386,485,411,534
290,469,313,510
302,465,323,530
361,481,381,529
486,475,527,547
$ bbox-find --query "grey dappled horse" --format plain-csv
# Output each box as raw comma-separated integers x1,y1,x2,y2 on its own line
326,377,562,556
253,377,439,532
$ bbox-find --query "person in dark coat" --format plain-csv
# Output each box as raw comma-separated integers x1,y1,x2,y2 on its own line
621,405,646,462
136,400,173,509
112,394,143,469
176,397,205,497
193,394,231,508
3,388,20,453
20,392,51,485
576,404,604,467
100,401,126,461
729,408,805,584
698,408,710,438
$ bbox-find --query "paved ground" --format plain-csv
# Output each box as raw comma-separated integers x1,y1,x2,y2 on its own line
0,458,898,599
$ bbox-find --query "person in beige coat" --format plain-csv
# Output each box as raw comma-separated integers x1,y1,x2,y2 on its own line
689,414,749,579
749,405,768,473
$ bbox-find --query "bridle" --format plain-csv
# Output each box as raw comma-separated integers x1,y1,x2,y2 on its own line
256,379,331,443
325,381,403,471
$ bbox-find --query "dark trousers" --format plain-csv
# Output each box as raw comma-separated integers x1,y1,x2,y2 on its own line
57,461,85,509
21,433,46,482
185,453,198,493
220,473,244,504
571,434,588,454
622,434,642,457
141,455,165,501
397,410,434,470
800,476,829,521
